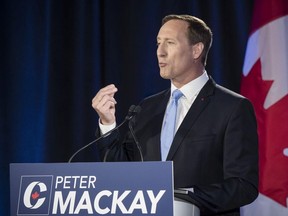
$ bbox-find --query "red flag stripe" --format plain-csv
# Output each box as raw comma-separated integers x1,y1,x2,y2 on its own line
250,0,288,34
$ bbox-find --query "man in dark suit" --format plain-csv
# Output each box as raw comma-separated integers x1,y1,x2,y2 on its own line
92,15,258,216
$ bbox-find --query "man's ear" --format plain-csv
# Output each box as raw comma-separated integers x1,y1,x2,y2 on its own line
192,42,204,60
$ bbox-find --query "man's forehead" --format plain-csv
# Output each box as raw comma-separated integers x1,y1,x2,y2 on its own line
162,19,189,29
157,20,188,40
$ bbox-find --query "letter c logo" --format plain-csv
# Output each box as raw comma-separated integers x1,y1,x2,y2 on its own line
23,181,47,209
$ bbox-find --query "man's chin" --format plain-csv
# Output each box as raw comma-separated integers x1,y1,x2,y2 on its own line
160,71,171,80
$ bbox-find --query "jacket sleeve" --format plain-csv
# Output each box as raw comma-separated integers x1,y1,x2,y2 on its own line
95,126,130,162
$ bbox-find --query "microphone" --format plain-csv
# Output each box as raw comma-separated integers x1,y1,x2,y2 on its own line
128,106,143,161
68,105,140,163
103,105,142,162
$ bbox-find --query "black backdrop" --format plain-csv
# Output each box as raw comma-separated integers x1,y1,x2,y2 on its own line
0,0,254,215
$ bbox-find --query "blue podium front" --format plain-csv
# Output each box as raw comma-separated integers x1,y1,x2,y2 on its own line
10,162,174,216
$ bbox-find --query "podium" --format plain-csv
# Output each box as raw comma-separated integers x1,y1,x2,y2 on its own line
10,162,200,216
174,190,201,216
175,198,200,215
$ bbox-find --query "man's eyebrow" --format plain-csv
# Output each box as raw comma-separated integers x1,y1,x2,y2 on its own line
157,37,175,41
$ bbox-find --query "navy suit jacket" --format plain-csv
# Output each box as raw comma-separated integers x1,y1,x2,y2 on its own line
97,78,259,216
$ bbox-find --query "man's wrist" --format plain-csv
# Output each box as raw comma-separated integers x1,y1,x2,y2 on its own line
99,119,116,135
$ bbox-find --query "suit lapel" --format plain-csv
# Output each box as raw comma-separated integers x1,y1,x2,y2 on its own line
166,78,216,160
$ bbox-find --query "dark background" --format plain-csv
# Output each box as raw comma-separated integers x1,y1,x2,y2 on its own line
0,0,254,215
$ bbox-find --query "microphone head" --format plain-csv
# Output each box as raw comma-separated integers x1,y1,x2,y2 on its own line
128,105,136,113
126,105,141,120
134,105,142,113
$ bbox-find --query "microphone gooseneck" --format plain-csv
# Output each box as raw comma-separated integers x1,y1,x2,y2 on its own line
129,119,143,162
68,105,140,163
103,105,142,162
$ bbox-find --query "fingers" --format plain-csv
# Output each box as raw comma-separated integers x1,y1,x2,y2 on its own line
92,84,118,105
92,84,118,125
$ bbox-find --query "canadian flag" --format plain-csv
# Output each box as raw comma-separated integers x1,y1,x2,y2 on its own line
240,0,288,215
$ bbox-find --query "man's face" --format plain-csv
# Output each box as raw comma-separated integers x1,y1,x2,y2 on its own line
157,20,197,86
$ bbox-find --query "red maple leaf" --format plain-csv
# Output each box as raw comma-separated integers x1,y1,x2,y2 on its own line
31,191,40,200
241,59,288,207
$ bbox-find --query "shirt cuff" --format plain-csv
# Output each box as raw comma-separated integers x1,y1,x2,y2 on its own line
99,119,116,135
177,187,194,193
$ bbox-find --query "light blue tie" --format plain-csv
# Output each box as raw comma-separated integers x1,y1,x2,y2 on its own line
161,89,183,161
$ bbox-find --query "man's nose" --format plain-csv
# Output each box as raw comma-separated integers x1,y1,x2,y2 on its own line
157,44,167,57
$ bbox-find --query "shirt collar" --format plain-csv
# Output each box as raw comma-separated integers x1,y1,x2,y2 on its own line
171,70,209,101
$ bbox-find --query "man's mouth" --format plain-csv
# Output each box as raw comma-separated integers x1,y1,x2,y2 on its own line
159,63,167,67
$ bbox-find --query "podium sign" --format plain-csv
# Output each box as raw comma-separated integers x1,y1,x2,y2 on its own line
10,162,174,216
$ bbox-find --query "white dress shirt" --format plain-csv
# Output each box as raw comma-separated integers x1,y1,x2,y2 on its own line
167,71,209,132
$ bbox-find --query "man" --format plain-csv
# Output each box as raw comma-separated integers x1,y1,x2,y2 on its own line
92,15,258,216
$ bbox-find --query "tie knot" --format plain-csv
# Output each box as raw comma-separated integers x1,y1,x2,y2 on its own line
172,89,183,102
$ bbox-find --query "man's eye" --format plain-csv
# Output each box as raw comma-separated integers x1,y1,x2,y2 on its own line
167,41,175,45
